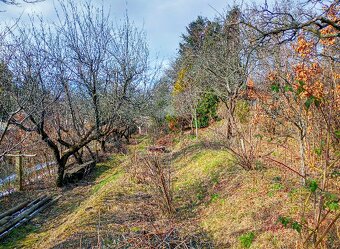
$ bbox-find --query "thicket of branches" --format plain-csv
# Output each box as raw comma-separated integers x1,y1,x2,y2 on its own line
160,0,339,247
0,0,153,186
0,0,339,246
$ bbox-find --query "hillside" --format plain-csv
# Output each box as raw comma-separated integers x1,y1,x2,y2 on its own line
2,125,330,249
0,1,339,248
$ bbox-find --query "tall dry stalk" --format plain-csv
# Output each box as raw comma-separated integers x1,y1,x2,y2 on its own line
141,152,175,215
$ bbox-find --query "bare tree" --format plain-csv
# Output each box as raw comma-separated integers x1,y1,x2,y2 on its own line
0,1,152,186
241,0,340,61
196,7,251,139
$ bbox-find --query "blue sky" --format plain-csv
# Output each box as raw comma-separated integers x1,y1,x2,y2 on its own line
1,0,266,67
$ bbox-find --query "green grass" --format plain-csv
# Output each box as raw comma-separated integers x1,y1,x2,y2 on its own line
92,170,122,194
0,153,127,249
92,155,126,194
0,224,39,249
239,232,255,248
174,149,233,191
0,130,314,248
133,135,151,151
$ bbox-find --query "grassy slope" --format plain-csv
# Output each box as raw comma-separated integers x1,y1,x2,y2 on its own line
0,154,127,249
2,130,338,248
171,134,300,248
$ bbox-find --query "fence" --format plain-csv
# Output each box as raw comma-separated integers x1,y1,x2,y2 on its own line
0,151,56,197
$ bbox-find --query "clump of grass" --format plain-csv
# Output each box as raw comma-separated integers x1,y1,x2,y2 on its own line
133,135,152,151
210,193,220,203
239,232,255,248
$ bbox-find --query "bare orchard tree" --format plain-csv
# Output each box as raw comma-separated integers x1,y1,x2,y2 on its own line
0,0,46,157
55,1,113,153
197,7,252,139
105,15,156,144
1,1,152,186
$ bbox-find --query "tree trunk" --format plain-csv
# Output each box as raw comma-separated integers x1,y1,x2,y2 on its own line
190,115,194,135
85,145,96,161
113,133,122,151
101,140,106,152
56,159,66,187
194,109,198,139
225,100,235,140
298,128,306,185
226,116,232,139
74,152,84,165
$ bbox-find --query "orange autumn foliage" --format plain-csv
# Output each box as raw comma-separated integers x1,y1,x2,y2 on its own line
294,36,314,57
320,4,340,45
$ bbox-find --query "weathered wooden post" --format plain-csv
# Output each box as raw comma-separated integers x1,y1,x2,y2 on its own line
15,152,23,191
6,152,36,191
6,151,24,191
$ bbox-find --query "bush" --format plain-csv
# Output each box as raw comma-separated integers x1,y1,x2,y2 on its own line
239,232,255,248
195,93,219,128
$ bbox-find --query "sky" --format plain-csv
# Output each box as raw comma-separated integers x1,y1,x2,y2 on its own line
0,0,241,67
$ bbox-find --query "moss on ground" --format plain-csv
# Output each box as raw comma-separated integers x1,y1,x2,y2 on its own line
0,224,40,249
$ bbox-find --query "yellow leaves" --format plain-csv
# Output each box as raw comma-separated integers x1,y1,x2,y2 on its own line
333,73,340,80
292,61,325,99
293,62,324,100
311,63,321,75
173,81,184,94
294,63,321,83
246,78,256,99
300,81,324,99
291,7,338,103
310,81,324,99
294,64,309,82
247,78,254,88
173,67,188,95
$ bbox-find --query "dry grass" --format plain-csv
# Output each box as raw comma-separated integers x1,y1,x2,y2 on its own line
200,168,301,248
166,125,312,248
1,129,338,248
0,155,126,249
170,123,339,248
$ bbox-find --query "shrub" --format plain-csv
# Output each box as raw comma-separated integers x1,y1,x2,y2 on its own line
239,232,255,248
141,152,175,215
195,93,219,128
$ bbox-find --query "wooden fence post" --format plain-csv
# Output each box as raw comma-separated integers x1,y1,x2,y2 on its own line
7,152,36,192
15,151,23,191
